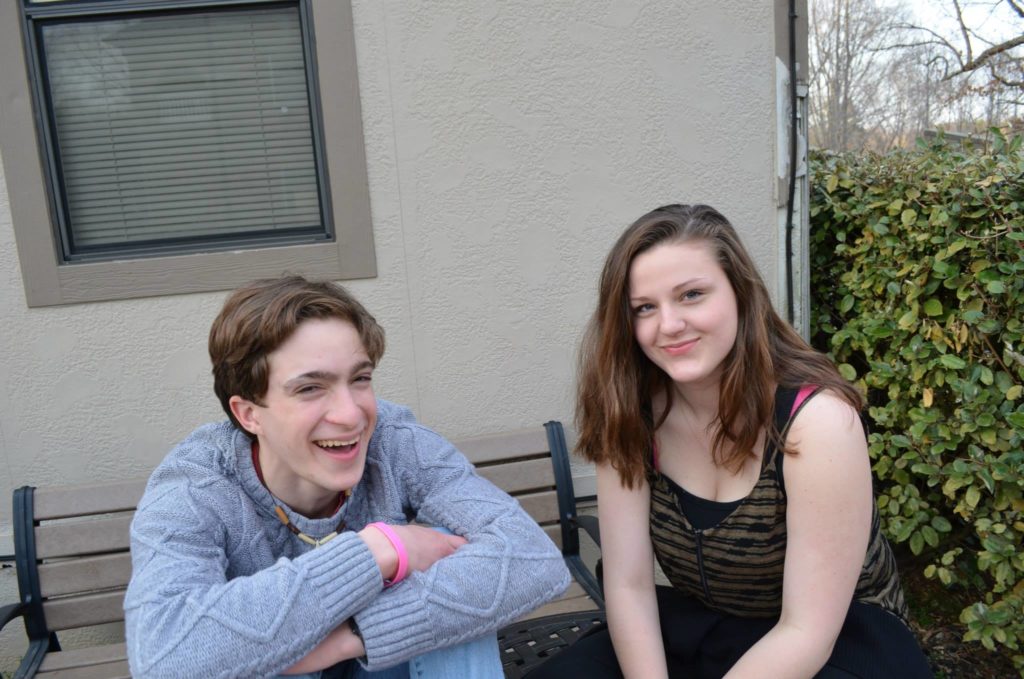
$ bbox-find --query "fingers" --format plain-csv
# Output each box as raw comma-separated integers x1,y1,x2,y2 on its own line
446,534,468,549
390,524,467,572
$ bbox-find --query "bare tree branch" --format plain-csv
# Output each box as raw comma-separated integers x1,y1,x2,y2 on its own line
953,0,974,64
946,34,1024,79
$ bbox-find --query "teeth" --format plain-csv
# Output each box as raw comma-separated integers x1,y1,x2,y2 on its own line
315,438,359,448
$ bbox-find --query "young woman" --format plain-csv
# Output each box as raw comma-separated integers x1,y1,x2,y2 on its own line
530,205,930,678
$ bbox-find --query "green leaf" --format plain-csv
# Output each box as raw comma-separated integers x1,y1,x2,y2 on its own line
946,239,967,255
978,318,1002,334
979,469,995,494
897,310,918,329
901,209,917,226
963,310,985,324
921,525,939,547
1006,412,1024,428
966,486,981,508
826,174,838,193
910,532,924,555
939,354,966,369
931,516,952,532
986,280,1005,294
840,295,854,313
923,299,942,316
838,363,857,381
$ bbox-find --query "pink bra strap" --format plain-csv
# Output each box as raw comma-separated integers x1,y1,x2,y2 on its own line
653,385,818,471
791,385,818,417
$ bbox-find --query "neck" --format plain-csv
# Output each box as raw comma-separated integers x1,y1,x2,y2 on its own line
254,442,340,519
671,378,721,426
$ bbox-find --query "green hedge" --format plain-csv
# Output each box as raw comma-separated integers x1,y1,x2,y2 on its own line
809,133,1024,671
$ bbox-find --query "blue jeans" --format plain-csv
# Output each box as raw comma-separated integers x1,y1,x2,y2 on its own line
287,632,502,678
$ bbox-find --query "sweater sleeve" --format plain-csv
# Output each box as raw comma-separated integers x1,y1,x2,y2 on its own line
353,424,571,669
124,475,382,679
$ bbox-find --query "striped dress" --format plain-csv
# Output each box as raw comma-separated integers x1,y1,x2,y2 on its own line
648,386,910,624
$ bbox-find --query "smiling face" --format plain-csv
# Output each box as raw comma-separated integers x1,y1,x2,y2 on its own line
628,240,739,393
230,318,377,517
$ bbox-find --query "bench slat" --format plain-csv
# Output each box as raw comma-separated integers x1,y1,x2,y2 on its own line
43,589,126,631
475,457,555,494
39,553,133,598
35,515,133,559
37,643,127,671
455,428,550,465
33,480,147,521
515,490,560,525
542,522,561,548
38,660,131,679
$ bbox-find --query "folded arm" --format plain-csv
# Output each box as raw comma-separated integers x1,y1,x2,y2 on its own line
125,480,383,679
352,424,571,669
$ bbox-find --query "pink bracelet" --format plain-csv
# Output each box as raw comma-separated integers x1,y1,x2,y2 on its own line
367,522,408,587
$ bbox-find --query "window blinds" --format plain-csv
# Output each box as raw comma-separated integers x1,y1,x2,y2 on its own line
40,6,323,253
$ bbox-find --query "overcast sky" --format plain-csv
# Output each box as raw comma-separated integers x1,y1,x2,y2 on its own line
904,0,1020,43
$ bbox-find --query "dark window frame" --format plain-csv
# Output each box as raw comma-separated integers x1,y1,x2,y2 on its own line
0,0,375,307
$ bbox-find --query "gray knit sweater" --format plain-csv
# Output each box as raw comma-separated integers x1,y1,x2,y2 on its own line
124,400,570,679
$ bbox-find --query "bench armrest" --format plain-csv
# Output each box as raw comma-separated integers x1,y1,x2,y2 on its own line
0,601,26,630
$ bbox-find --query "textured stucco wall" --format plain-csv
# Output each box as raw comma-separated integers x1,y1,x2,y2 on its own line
0,0,784,666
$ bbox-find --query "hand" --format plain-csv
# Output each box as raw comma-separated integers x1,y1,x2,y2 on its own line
358,524,467,581
390,524,467,573
282,620,364,674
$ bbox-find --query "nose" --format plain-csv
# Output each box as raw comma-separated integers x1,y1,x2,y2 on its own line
659,306,686,336
325,387,362,428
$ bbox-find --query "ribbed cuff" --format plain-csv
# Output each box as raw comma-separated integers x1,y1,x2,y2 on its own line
353,576,434,669
299,531,382,621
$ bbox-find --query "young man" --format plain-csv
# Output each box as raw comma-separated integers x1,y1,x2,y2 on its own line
125,276,570,678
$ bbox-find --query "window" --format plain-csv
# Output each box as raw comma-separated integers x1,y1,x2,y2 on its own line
0,0,374,307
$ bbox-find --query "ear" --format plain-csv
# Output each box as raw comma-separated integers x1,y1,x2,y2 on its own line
229,395,263,436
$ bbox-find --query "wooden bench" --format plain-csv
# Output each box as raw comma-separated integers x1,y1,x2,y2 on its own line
1,421,604,678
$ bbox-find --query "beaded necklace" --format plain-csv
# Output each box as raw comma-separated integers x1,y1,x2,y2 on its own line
252,441,349,548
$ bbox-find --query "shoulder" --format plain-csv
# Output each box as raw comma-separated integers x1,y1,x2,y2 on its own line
370,400,455,460
373,399,418,431
137,421,248,519
784,389,870,488
787,388,864,442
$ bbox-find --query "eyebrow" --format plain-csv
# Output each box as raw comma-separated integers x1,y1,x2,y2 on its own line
281,361,374,389
629,278,708,302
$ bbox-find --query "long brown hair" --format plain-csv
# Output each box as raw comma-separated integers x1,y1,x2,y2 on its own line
575,204,861,488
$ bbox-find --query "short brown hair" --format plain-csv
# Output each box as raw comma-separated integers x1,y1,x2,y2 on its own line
576,204,861,488
209,275,385,431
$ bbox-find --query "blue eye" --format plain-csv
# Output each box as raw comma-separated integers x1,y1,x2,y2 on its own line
632,303,654,315
682,290,703,301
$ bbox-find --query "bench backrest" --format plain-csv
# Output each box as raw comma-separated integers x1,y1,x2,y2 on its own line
13,423,574,637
